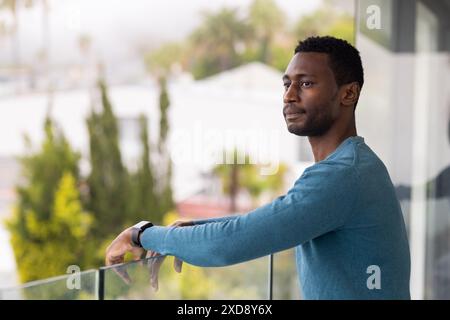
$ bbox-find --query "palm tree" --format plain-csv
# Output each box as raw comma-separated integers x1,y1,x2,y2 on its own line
189,7,252,78
1,0,38,94
0,0,36,64
77,33,92,86
248,0,284,63
214,151,288,211
1,0,20,67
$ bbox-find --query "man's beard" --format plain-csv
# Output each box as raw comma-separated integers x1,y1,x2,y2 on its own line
286,110,334,137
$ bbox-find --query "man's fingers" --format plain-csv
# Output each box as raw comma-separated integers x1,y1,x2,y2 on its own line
147,250,157,283
148,252,162,282
105,234,134,266
150,256,166,289
107,250,132,284
105,249,126,267
151,251,160,258
145,212,188,291
150,255,166,291
146,249,159,274
113,265,132,285
130,246,146,267
174,257,183,273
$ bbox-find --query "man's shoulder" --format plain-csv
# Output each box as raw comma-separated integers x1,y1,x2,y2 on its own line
301,143,362,183
301,138,384,182
321,138,382,171
302,157,358,185
315,145,359,170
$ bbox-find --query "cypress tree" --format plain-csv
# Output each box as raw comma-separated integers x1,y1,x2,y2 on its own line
129,114,161,224
86,80,129,237
157,77,174,217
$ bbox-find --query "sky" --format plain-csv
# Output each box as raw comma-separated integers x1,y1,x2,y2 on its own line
0,0,323,67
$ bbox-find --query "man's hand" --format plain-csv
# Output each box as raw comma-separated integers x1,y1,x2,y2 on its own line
147,220,194,291
105,227,146,284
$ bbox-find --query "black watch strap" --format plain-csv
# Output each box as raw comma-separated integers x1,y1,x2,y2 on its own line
131,221,153,247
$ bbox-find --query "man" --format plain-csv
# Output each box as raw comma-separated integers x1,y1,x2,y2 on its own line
105,36,411,299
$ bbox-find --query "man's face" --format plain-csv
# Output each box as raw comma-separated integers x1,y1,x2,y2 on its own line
282,52,341,137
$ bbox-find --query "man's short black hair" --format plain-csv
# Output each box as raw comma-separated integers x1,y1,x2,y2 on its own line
294,36,364,109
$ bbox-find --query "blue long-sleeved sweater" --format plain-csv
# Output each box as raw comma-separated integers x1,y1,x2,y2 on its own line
141,136,411,299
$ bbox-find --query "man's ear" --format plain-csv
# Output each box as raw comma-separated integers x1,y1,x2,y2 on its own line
340,82,360,108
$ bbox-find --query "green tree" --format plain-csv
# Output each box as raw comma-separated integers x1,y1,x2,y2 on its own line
213,150,289,210
158,161,174,218
158,77,170,153
269,44,294,72
293,6,354,44
86,80,130,237
248,0,284,63
156,77,175,216
14,117,79,222
6,117,94,283
142,2,293,78
188,8,252,79
214,151,250,212
129,114,161,224
144,42,187,77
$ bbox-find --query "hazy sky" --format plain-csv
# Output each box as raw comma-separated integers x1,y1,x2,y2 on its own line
0,0,322,66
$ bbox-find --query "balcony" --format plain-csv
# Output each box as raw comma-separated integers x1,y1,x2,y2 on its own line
0,250,299,300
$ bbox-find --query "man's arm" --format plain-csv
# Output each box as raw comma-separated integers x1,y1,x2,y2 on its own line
193,215,241,225
140,161,359,267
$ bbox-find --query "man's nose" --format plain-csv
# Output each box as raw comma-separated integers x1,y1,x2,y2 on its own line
283,84,299,103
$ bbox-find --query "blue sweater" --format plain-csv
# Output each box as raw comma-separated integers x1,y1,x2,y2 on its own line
141,136,411,299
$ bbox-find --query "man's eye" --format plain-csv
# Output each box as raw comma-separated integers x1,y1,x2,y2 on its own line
300,81,313,88
283,82,290,88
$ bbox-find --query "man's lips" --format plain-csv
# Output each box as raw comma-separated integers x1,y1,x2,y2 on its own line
284,106,306,120
283,105,306,115
285,112,305,120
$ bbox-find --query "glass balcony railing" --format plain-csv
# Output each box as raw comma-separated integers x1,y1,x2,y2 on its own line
0,252,301,300
102,255,270,300
0,269,98,300
273,249,300,300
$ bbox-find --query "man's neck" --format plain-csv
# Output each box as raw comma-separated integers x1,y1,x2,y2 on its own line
308,124,357,163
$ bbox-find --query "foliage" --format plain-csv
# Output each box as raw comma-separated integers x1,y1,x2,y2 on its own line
85,80,130,237
188,7,253,79
145,0,355,79
129,114,160,224
6,119,94,282
144,42,186,77
156,77,175,217
293,8,354,44
248,0,284,63
213,150,289,208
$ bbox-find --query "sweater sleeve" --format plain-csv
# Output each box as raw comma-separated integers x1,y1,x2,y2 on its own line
193,215,241,225
141,162,358,267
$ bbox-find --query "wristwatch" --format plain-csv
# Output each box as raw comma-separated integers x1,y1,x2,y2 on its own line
131,221,154,247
